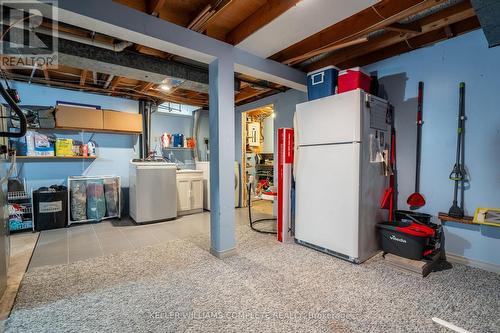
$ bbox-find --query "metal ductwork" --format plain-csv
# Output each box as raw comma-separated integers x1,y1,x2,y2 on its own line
139,100,155,159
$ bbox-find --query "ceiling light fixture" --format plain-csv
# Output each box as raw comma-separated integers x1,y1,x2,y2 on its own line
159,84,171,91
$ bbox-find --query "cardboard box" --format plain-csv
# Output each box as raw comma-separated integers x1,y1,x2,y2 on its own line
55,105,103,129
103,110,142,133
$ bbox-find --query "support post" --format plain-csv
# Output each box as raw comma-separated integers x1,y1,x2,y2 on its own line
209,56,236,258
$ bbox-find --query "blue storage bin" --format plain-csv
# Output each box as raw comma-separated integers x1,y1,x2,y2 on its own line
173,134,184,147
307,65,339,101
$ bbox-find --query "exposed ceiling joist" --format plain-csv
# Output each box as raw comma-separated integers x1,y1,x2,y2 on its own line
235,86,269,104
187,0,233,33
385,22,422,34
147,0,166,16
109,76,122,91
139,82,155,93
306,0,475,71
4,72,157,101
42,66,50,81
147,89,208,107
226,0,301,45
272,0,446,64
79,69,87,87
336,16,480,69
284,37,368,65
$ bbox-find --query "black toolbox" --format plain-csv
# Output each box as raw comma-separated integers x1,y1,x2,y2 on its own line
33,186,68,231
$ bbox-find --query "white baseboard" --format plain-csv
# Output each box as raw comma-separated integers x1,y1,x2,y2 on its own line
446,253,500,274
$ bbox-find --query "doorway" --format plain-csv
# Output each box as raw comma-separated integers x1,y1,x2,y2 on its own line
241,105,275,208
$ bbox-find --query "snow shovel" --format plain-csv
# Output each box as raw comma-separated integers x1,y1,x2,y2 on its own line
407,82,426,209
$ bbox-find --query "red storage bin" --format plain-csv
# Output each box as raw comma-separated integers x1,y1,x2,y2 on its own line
338,67,371,93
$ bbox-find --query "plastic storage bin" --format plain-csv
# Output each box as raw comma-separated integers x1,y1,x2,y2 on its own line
338,67,371,93
33,186,68,231
307,65,339,100
377,221,435,260
395,210,432,224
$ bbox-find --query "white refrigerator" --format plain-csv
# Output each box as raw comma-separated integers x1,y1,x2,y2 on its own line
294,89,389,263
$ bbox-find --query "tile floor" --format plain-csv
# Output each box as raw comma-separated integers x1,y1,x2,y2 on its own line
0,232,38,320
28,201,274,271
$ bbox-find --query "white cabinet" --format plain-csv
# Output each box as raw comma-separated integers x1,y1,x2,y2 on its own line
177,179,192,212
176,170,204,215
190,178,203,210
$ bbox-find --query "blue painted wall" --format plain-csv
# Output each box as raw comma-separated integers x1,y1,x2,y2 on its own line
235,89,307,183
10,82,140,190
365,30,500,266
235,89,307,212
9,82,194,189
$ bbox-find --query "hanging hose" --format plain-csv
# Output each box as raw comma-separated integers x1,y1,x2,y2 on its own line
0,81,27,138
247,182,276,235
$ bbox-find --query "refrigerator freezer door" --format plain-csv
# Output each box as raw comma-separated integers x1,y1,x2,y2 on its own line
295,89,363,146
295,143,360,260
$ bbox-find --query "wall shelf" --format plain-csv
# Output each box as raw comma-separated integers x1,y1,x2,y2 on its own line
438,212,475,225
28,127,141,135
162,147,194,150
16,156,97,161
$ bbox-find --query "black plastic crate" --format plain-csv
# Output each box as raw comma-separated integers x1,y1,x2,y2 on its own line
33,187,68,231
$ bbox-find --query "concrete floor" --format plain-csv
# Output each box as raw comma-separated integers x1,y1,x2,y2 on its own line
29,200,274,271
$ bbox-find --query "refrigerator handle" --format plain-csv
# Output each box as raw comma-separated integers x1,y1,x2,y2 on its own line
293,112,299,180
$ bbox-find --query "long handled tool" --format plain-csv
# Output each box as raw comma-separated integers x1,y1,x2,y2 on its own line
380,106,397,221
448,82,467,218
407,82,426,209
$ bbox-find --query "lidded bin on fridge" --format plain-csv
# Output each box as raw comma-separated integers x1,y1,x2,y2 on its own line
337,67,371,94
307,65,339,101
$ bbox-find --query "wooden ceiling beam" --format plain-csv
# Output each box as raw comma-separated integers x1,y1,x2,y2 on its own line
147,0,166,16
42,65,50,81
336,16,480,69
235,86,269,103
385,22,422,34
139,82,155,93
79,69,87,87
147,90,207,106
226,0,301,45
272,0,446,63
305,1,475,71
109,76,122,91
4,72,157,101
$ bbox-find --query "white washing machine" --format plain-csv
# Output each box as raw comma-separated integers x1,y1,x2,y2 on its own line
129,160,177,223
195,161,241,210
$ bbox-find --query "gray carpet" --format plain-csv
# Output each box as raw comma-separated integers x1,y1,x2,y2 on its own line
6,224,500,333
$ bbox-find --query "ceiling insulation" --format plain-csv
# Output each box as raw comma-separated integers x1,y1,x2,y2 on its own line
471,0,500,47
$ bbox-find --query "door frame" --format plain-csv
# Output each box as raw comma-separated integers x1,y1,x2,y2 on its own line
240,104,274,207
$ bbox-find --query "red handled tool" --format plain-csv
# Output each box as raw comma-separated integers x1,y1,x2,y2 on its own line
407,82,426,209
